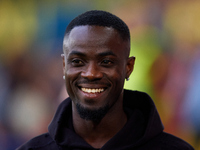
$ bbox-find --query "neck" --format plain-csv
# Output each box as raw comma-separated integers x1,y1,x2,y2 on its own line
72,99,127,149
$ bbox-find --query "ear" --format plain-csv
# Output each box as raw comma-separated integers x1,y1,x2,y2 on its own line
126,56,135,79
61,54,65,76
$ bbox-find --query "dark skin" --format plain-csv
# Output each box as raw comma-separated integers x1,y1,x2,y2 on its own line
62,25,135,148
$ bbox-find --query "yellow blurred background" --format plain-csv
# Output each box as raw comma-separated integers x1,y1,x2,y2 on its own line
0,0,200,149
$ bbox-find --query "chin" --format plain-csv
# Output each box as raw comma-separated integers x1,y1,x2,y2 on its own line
76,103,109,122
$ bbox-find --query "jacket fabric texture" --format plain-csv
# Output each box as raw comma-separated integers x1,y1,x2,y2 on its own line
17,90,194,150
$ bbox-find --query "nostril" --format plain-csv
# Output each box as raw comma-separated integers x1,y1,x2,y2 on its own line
81,70,103,80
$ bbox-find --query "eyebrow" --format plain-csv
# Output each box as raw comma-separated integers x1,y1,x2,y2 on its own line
68,50,116,57
68,51,86,57
98,51,116,57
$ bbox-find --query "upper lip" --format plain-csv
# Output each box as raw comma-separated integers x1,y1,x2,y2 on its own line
76,80,111,89
78,84,108,89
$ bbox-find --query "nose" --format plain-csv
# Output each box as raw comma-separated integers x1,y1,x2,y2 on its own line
81,62,103,80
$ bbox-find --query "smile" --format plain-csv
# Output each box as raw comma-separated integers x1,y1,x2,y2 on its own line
81,88,105,93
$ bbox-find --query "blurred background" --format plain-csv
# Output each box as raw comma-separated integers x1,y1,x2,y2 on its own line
0,0,200,149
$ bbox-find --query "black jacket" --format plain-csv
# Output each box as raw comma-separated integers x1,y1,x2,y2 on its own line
17,90,194,150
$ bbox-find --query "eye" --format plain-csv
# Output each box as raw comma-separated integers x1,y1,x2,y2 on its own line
101,59,113,66
71,59,84,66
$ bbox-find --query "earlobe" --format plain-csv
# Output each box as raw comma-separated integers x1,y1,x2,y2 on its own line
126,56,135,79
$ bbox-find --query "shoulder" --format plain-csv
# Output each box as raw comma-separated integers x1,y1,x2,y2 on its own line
154,132,194,150
16,133,58,150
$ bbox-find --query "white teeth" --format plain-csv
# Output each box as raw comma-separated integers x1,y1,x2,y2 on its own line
81,88,105,93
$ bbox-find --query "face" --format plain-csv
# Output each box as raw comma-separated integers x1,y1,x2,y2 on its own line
62,25,135,119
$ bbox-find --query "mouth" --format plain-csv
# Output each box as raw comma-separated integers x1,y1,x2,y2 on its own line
81,87,105,94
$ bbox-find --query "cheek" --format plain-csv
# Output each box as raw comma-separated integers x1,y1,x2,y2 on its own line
106,67,126,86
65,67,80,80
65,68,80,96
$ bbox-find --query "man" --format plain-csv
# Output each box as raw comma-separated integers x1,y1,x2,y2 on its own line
17,10,194,150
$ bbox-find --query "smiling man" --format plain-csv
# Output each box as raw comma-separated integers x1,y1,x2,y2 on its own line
17,10,194,150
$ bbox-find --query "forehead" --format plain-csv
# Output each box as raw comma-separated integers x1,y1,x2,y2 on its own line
63,25,129,57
